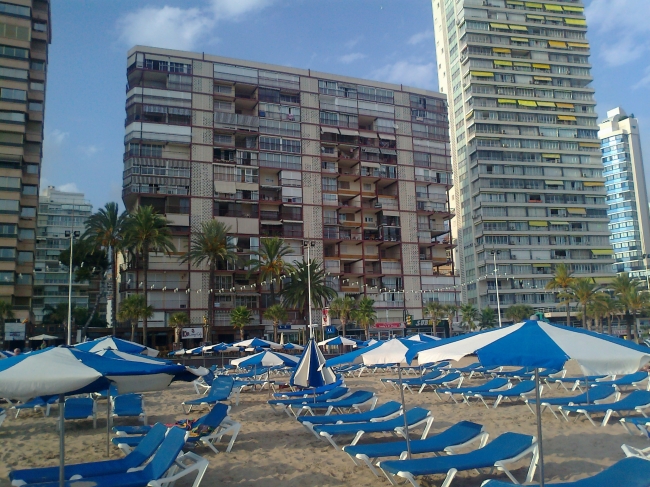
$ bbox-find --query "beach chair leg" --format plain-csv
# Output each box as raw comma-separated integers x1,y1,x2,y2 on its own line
620,419,637,435
421,417,434,439
580,411,598,427
493,396,503,409
440,468,458,487
379,467,399,486
320,432,343,450
418,384,426,394
350,430,365,446
478,396,490,409
356,455,381,477
325,405,334,415
369,396,378,410
602,410,614,427
559,408,570,422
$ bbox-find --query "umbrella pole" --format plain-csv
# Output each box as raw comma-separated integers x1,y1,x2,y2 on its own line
585,376,590,405
58,393,65,487
397,365,412,459
534,368,545,487
106,394,111,457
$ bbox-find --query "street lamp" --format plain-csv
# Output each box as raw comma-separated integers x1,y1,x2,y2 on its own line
65,229,80,345
641,253,650,291
303,240,316,339
490,249,503,328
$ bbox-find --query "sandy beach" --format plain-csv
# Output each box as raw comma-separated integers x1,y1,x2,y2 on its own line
2,357,648,487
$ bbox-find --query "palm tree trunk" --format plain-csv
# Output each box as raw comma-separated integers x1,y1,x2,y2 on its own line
273,321,278,343
270,281,275,306
341,318,347,338
111,246,118,336
142,250,148,346
566,300,571,327
582,304,587,330
131,321,136,343
82,285,105,341
625,310,633,340
240,327,245,342
607,315,612,335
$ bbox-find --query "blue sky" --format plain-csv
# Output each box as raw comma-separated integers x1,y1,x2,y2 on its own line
42,0,650,210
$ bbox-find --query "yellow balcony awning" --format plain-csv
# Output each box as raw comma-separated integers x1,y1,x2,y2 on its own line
565,18,587,26
567,207,586,214
509,24,529,31
511,37,529,42
471,71,495,77
529,221,548,227
514,61,531,67
549,40,568,48
583,181,605,187
490,23,510,29
525,1,543,7
507,0,524,4
465,110,474,120
563,6,584,12
568,42,589,49
527,14,545,20
533,63,551,69
493,48,512,53
591,249,614,256
494,60,513,66
550,221,569,226
556,102,574,109
534,76,552,81
537,101,557,107
498,98,517,104
580,142,601,148
518,100,537,107
558,115,577,121
545,179,563,185
544,4,563,11
593,277,614,284
533,263,552,267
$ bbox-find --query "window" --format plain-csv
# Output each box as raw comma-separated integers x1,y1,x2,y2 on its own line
33,22,46,32
29,82,44,92
0,111,23,124
0,131,22,145
0,199,18,213
30,60,44,71
22,185,36,195
19,206,34,217
0,22,29,41
28,101,42,111
259,136,300,153
18,228,33,239
0,2,30,17
0,176,19,189
0,44,27,59
24,164,38,174
0,247,14,260
0,88,25,101
0,66,26,80
17,251,32,263
16,273,31,285
0,271,12,283
0,223,14,236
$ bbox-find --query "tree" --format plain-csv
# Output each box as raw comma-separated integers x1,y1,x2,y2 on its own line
264,304,288,343
43,302,73,329
459,303,479,331
248,237,295,305
230,305,252,342
504,304,534,324
546,263,574,327
587,294,608,332
281,260,337,320
168,312,188,345
623,289,650,341
117,294,153,343
424,301,444,335
480,307,497,329
83,202,129,334
181,220,237,341
611,274,644,340
329,296,357,337
569,278,599,330
443,304,458,332
123,206,175,346
0,300,13,346
351,297,376,340
595,294,618,335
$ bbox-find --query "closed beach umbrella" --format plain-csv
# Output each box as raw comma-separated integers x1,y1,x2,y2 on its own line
75,336,159,357
318,336,358,347
410,319,650,487
231,350,299,368
291,338,336,389
232,337,282,350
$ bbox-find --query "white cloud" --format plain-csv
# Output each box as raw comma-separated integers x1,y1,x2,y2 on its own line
587,0,650,67
58,183,81,194
117,1,273,51
370,61,436,90
408,30,433,46
49,129,68,146
78,145,99,158
339,53,366,64
344,36,363,49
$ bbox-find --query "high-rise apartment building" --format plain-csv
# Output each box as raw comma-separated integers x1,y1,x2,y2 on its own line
33,187,93,326
0,1,50,338
433,0,613,320
599,108,650,283
122,46,458,346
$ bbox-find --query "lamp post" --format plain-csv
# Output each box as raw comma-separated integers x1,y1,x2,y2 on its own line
303,240,316,339
642,253,650,291
65,229,80,345
490,249,503,328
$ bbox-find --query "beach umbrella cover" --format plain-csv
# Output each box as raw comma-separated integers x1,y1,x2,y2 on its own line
231,350,299,368
318,336,358,347
291,338,336,388
75,336,159,357
29,334,58,341
405,333,440,343
232,337,282,350
282,342,304,351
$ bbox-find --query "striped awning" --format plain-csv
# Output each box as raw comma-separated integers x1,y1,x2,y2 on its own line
550,221,569,226
533,63,551,69
563,6,584,12
511,37,529,42
584,181,605,187
537,101,556,107
498,98,517,104
558,115,577,121
471,71,495,77
556,103,574,109
549,40,568,48
544,4,563,11
567,208,586,214
591,249,614,256
493,48,512,53
490,23,510,29
509,24,529,31
494,60,513,66
529,221,548,227
568,42,589,49
518,100,537,107
565,18,587,26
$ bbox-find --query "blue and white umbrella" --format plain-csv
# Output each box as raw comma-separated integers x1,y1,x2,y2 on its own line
0,350,12,359
291,338,336,388
75,336,159,357
410,319,650,487
406,333,440,343
282,342,304,351
93,349,173,365
231,350,299,368
318,336,358,347
203,342,239,353
232,337,282,350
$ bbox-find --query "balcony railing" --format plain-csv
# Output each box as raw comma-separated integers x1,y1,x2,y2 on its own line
214,112,260,130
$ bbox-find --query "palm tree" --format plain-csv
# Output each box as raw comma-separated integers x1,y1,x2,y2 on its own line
118,294,153,344
329,296,357,337
595,294,618,335
281,260,337,320
587,294,608,332
480,307,497,329
123,206,175,346
443,304,458,333
83,202,129,334
504,304,534,323
0,300,13,347
424,301,444,336
248,237,295,305
351,297,376,340
546,263,574,327
264,304,288,343
624,289,650,341
459,303,479,331
181,220,237,341
611,274,644,340
569,278,599,330
168,312,188,345
230,305,252,342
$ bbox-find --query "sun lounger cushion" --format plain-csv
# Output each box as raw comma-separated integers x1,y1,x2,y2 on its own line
297,390,374,410
560,390,650,414
440,378,509,395
314,407,429,436
527,385,615,406
298,401,401,426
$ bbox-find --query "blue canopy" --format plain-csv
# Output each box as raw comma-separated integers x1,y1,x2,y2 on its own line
75,337,157,356
231,351,299,368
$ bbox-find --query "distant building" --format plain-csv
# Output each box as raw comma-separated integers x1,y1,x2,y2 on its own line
33,187,93,329
599,108,650,283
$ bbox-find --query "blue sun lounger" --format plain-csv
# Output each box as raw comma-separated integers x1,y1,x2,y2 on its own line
439,378,510,404
546,375,607,392
11,395,58,418
0,407,5,428
481,456,650,487
591,371,649,391
525,385,619,419
182,376,234,413
620,415,650,437
111,393,146,427
378,432,538,487
314,407,434,450
467,380,538,409
291,390,377,417
382,370,442,390
343,421,488,476
298,401,402,436
268,387,348,415
559,390,650,426
272,378,343,398
495,367,536,379
10,423,167,486
61,397,97,429
419,372,463,396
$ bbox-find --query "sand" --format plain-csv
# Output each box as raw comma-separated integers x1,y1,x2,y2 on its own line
1,357,649,487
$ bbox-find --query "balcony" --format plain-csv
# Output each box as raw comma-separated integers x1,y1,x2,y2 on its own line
214,112,260,131
381,261,401,274
260,228,303,238
260,210,280,221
